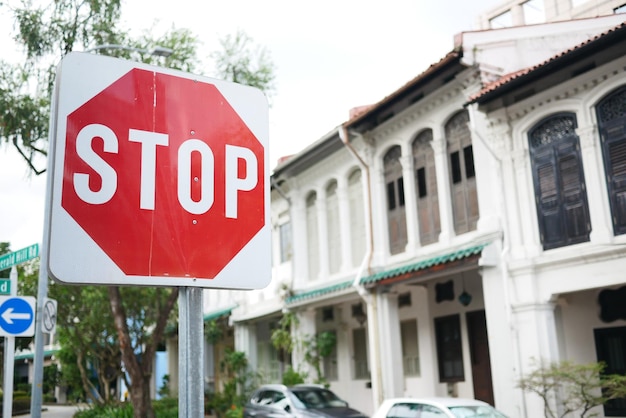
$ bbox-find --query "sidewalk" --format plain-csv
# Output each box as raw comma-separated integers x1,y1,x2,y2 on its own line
16,404,82,418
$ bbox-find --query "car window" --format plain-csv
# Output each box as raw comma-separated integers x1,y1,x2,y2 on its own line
448,405,507,418
292,388,347,408
254,390,283,406
386,403,421,418
421,405,447,418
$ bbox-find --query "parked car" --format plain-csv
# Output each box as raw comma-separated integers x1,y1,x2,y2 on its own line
371,397,507,418
243,384,369,418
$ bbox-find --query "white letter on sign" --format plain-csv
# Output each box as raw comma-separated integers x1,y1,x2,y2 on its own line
74,124,118,204
129,129,169,210
225,145,258,219
178,139,214,215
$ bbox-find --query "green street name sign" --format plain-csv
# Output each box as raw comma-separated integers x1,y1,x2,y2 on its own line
0,279,10,295
0,244,40,271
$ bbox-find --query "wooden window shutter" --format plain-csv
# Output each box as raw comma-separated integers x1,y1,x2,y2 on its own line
384,146,408,254
596,86,626,235
412,129,440,245
446,110,479,234
529,113,590,250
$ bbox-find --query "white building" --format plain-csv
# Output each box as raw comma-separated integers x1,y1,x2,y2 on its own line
168,4,626,418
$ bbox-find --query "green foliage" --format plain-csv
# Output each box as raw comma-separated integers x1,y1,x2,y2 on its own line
158,374,171,399
43,363,60,397
75,402,134,418
208,350,260,418
518,359,626,418
206,319,224,344
211,29,276,103
303,331,336,386
282,367,306,386
271,312,299,355
74,398,178,418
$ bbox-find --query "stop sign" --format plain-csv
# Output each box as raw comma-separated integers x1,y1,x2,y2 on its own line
47,52,270,289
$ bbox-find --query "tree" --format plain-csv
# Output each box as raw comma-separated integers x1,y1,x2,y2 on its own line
211,29,276,103
2,1,276,416
518,359,626,418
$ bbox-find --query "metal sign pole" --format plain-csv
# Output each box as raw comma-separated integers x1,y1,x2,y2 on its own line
178,287,204,418
2,266,18,418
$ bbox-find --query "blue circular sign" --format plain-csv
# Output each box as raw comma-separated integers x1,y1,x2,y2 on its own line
0,298,34,335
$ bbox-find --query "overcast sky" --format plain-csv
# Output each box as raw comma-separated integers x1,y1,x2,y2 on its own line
1,0,503,251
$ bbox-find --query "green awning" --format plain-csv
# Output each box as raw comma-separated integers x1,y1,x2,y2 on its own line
204,306,237,322
360,243,487,285
286,280,354,305
15,348,58,361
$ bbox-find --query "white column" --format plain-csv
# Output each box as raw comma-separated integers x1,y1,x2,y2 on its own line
293,309,317,379
290,188,309,287
371,163,390,264
337,177,352,272
512,301,560,418
431,134,454,244
400,154,420,252
577,124,612,243
316,193,329,280
234,323,257,371
376,291,404,398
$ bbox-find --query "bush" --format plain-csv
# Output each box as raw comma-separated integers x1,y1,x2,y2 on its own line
74,399,179,418
282,367,306,386
12,397,31,415
518,359,626,418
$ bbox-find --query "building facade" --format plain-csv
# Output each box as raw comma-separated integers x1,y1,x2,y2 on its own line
164,5,626,418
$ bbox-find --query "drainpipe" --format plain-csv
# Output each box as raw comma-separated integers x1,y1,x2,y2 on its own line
338,125,384,408
467,104,526,417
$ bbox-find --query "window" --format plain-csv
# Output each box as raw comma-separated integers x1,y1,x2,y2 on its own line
353,327,369,379
401,319,420,376
434,314,464,382
489,10,512,28
594,326,626,416
413,130,440,245
348,169,366,267
596,86,626,235
326,181,341,274
306,192,320,280
279,222,292,263
528,113,590,249
446,110,479,234
384,146,408,254
386,403,421,418
523,0,545,24
252,390,285,407
615,4,626,13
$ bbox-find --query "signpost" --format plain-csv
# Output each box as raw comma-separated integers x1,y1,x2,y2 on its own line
0,245,40,418
40,52,271,417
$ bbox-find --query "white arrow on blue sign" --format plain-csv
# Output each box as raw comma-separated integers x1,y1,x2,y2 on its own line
0,296,36,337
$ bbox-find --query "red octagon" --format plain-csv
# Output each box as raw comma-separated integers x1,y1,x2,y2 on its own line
62,69,265,279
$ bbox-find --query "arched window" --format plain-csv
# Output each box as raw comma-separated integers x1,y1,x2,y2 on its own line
306,192,320,280
413,129,440,245
326,181,341,274
348,169,366,267
384,146,407,255
528,113,590,250
446,110,479,234
596,86,626,235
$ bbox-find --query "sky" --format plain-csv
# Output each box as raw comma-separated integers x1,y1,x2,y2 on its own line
0,0,503,251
